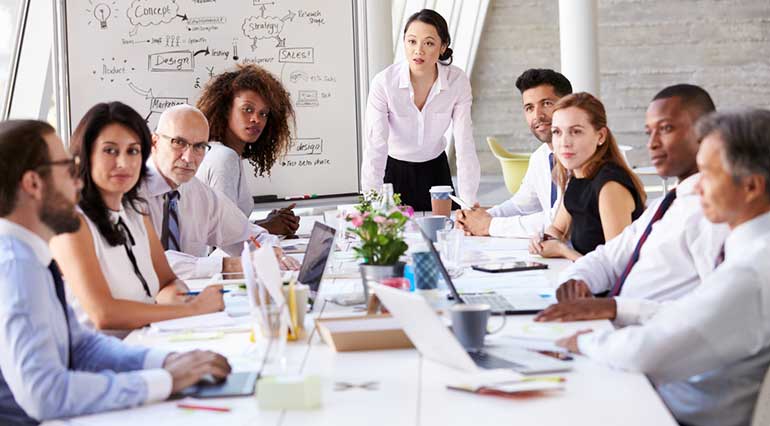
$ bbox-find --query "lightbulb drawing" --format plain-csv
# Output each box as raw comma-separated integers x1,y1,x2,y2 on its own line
93,3,111,29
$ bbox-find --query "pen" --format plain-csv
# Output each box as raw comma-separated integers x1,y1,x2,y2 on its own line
176,403,231,413
177,290,231,296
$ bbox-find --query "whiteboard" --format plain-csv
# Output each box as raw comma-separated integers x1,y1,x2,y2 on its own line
54,0,363,199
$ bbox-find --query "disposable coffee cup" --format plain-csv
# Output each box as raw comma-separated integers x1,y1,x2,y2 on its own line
429,185,453,217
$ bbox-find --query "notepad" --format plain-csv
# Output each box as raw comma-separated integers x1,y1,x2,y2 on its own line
150,312,241,332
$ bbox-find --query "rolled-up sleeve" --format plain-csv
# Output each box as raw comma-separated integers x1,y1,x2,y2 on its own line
451,73,480,204
361,73,391,193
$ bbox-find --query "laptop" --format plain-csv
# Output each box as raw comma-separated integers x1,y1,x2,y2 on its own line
418,228,553,315
373,283,571,375
298,222,337,292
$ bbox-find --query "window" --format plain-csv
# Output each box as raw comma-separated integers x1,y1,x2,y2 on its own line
0,0,23,117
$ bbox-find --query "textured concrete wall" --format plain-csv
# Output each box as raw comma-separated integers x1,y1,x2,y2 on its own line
471,0,770,173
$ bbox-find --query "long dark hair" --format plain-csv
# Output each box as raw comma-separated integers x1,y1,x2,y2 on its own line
404,9,454,65
197,64,295,177
69,102,151,246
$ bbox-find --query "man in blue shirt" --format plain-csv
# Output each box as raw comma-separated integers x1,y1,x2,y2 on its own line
0,120,231,425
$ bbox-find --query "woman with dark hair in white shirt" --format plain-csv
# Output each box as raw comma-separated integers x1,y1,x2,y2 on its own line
361,8,480,211
50,102,224,338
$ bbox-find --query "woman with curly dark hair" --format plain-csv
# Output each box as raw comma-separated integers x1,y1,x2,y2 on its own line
196,64,299,235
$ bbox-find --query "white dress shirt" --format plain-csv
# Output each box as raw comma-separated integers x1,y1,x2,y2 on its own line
577,211,770,426
0,219,171,424
196,142,254,216
139,158,276,280
487,143,559,237
68,207,160,338
362,61,480,203
559,173,729,323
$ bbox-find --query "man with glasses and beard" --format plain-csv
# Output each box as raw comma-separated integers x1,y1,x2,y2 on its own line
457,68,572,237
0,120,230,425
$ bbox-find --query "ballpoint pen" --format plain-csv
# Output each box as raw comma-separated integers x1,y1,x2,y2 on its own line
177,289,231,296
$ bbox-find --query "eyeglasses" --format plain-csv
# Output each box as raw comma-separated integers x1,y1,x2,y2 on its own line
157,133,211,154
36,156,80,179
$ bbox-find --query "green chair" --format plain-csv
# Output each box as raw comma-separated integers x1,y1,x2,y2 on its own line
487,137,531,194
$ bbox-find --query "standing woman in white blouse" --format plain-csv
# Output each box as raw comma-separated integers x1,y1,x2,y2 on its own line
362,9,480,211
50,102,224,338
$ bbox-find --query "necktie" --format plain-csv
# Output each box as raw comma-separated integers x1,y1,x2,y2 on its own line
161,190,181,251
48,261,73,369
116,217,152,298
609,189,678,297
715,244,725,268
549,152,557,207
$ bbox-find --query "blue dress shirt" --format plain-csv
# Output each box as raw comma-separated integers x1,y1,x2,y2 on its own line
0,219,172,425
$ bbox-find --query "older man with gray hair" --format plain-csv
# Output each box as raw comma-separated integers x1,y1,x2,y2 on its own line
140,104,298,279
557,109,770,426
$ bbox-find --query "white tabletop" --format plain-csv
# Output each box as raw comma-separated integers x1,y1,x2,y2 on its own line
47,235,676,426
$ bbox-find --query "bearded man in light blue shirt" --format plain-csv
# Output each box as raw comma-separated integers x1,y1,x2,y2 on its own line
0,120,231,425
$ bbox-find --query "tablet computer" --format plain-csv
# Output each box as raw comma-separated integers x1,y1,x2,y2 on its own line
471,261,548,273
176,371,259,399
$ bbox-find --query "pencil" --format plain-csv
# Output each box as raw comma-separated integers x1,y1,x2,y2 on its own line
176,403,231,413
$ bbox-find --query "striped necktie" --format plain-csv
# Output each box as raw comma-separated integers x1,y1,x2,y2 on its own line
549,152,557,207
161,190,181,251
48,260,73,369
609,189,677,297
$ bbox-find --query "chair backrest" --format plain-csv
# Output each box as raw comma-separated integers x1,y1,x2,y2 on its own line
752,365,770,426
486,137,531,194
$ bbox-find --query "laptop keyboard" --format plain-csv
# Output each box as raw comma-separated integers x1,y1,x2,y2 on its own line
461,293,515,312
468,350,526,370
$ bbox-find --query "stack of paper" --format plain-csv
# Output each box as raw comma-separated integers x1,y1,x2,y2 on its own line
149,312,246,333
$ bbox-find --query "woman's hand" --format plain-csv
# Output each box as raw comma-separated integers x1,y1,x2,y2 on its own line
189,285,225,314
274,247,300,271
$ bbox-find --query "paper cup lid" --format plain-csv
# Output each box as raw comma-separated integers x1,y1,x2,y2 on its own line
429,185,453,193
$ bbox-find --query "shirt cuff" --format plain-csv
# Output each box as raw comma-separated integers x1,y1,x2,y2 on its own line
613,297,643,326
256,232,278,247
138,368,173,404
576,331,602,358
195,256,224,278
143,348,174,369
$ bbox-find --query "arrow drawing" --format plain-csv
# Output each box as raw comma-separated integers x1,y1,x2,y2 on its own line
281,10,296,22
176,13,188,21
194,47,210,57
128,82,154,100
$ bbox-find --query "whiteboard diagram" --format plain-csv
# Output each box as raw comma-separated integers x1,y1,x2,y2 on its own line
56,0,363,199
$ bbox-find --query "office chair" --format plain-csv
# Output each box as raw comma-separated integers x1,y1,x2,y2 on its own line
486,137,530,195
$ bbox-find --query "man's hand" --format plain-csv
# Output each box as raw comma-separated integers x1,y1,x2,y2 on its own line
534,298,616,322
555,330,593,354
555,279,593,301
257,203,299,235
455,203,492,236
274,247,300,270
163,350,232,394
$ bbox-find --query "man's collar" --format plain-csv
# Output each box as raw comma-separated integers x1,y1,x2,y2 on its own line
0,218,52,266
724,210,770,261
675,172,700,196
145,158,175,197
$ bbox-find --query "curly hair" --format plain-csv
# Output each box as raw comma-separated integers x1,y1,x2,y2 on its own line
197,64,295,177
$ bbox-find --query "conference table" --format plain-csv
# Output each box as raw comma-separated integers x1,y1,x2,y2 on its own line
46,232,677,426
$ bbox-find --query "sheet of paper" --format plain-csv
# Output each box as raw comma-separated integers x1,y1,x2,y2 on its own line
149,312,240,332
498,319,607,342
297,215,324,236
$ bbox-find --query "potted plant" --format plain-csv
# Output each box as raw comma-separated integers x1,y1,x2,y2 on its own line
345,195,414,287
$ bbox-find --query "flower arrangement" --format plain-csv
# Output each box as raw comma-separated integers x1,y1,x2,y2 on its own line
345,196,414,266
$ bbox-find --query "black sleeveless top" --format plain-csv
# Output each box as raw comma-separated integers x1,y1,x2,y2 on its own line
564,162,645,255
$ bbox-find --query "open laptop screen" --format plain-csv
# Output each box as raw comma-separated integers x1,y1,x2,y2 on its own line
298,222,336,292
